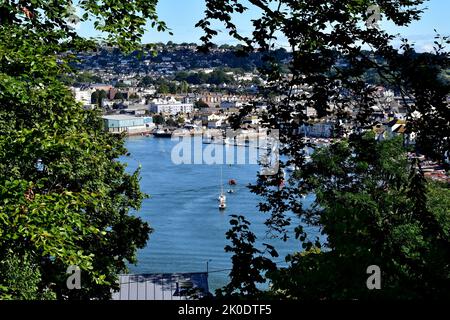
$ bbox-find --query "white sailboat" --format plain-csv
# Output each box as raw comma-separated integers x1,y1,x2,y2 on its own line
218,166,227,209
219,197,226,210
218,193,226,202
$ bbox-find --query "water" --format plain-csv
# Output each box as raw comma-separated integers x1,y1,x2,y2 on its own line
122,136,316,291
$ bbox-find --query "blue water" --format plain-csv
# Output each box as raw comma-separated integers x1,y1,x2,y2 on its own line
122,136,316,291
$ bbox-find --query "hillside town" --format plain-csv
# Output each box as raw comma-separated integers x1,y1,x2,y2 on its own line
68,44,449,183
2,0,450,304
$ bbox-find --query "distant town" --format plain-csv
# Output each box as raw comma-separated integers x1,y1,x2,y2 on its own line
67,43,449,183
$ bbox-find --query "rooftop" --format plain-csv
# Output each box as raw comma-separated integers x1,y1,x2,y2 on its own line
102,115,140,121
112,272,210,300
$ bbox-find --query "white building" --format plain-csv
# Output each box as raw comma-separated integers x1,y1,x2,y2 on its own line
102,115,153,134
148,97,194,115
206,114,228,128
220,101,243,110
72,87,92,105
140,87,157,96
235,73,255,82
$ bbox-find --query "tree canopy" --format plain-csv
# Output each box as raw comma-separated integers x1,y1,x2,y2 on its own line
198,0,450,299
0,0,168,299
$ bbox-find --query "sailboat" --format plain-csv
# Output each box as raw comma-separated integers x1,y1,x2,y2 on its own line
218,193,226,202
219,197,226,210
218,166,227,209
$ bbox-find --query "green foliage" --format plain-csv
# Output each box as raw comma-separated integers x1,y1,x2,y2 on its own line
216,215,277,298
0,0,167,299
81,0,170,51
199,0,450,299
91,89,108,105
0,252,56,300
177,116,185,124
165,116,177,127
139,75,154,87
269,137,450,299
114,92,125,100
175,69,234,85
152,114,165,125
114,82,128,88
194,100,209,109
129,93,139,100
158,83,170,94
75,72,103,84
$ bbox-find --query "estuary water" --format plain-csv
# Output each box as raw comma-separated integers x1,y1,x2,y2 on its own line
122,135,316,291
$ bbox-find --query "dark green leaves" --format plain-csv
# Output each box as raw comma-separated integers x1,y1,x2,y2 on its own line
217,215,277,298
0,0,163,299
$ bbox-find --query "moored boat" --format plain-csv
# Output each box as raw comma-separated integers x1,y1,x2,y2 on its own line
153,128,173,138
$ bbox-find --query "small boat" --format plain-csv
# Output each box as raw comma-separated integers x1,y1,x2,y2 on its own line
218,193,226,202
227,189,234,194
219,199,227,210
153,128,173,138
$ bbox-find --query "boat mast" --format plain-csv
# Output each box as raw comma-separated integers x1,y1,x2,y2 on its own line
220,165,224,195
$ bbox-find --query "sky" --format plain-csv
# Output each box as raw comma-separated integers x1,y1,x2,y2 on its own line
77,0,450,52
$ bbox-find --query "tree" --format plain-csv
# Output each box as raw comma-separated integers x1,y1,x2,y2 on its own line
216,215,277,298
194,99,209,109
114,82,128,88
91,91,99,104
152,114,165,125
0,252,56,300
114,92,125,100
269,135,450,299
58,74,76,86
0,1,169,299
177,116,185,125
129,93,139,100
168,81,178,94
91,89,107,106
198,0,450,298
75,72,103,84
139,75,154,87
165,116,177,127
158,83,170,94
175,71,189,82
180,80,190,93
208,69,234,85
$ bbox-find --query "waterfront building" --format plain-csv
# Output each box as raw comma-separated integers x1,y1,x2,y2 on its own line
102,115,153,134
